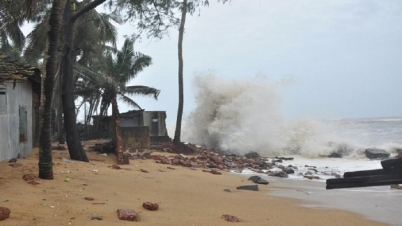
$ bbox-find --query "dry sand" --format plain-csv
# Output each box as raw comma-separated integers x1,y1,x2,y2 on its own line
0,146,388,226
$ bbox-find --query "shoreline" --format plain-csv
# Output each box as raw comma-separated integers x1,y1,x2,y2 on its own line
0,148,390,225
264,176,401,226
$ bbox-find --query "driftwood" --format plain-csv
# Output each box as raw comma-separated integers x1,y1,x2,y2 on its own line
326,157,402,189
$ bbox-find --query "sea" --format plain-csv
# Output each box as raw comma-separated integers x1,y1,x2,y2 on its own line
182,75,402,225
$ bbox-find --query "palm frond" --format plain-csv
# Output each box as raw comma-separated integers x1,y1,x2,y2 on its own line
118,94,142,110
123,85,160,100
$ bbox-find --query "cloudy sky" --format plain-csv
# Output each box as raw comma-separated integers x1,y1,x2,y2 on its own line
115,0,402,126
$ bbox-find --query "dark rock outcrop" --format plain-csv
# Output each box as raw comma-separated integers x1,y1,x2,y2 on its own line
236,185,259,191
365,148,390,160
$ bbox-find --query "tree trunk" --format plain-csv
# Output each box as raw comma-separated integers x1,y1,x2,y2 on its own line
61,0,88,161
39,0,66,179
173,0,187,143
60,0,106,161
111,96,124,164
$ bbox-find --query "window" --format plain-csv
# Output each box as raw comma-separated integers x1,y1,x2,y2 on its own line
19,106,27,142
0,85,6,114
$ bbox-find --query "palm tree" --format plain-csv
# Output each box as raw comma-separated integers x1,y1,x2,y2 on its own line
39,0,66,180
98,38,160,117
173,0,187,143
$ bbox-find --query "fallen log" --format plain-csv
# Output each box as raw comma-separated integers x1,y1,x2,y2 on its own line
326,173,402,189
344,168,402,178
381,158,402,170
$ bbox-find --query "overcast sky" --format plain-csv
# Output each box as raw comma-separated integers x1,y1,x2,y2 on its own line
113,0,401,126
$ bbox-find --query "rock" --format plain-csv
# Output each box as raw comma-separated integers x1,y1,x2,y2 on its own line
396,148,402,154
8,158,17,163
272,171,288,178
328,152,342,158
283,168,294,174
9,163,22,168
0,207,10,220
22,174,36,182
142,202,159,211
111,165,121,169
245,152,260,158
223,189,231,192
84,197,94,201
222,214,240,222
117,209,138,221
91,216,103,220
247,176,269,185
236,185,259,191
304,175,320,180
390,184,402,189
365,148,390,159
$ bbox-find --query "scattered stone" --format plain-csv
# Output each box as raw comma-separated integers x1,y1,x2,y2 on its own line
117,209,138,221
91,216,103,220
223,189,231,192
84,197,94,201
9,163,22,168
365,148,390,160
8,158,17,163
140,169,148,173
236,185,259,191
27,180,40,185
0,207,10,221
304,175,320,180
22,174,36,182
390,184,402,189
167,166,175,170
142,202,159,211
245,152,260,158
271,171,288,178
247,176,269,185
111,165,121,170
283,168,294,174
222,214,240,222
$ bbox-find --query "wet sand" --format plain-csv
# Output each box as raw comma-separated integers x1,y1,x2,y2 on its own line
0,147,389,226
266,177,401,226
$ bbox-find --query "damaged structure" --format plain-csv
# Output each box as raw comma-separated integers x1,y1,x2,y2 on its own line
0,54,41,161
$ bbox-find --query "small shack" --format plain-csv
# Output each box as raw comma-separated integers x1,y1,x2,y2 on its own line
91,110,170,142
0,54,41,161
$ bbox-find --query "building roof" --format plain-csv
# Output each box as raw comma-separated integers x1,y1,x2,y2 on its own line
0,54,41,86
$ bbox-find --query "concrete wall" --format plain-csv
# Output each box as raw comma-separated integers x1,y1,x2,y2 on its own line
0,80,33,161
119,126,150,152
143,111,168,137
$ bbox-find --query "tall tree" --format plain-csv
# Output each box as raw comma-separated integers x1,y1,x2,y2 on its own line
61,0,107,161
38,0,66,179
173,0,187,143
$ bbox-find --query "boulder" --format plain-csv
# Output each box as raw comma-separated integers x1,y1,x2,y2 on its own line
283,167,294,174
365,148,390,160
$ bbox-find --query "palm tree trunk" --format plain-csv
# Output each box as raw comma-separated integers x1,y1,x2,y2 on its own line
111,96,124,164
39,0,66,179
60,0,106,161
173,0,187,143
61,0,88,161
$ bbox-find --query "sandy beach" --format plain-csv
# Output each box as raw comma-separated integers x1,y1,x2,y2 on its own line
0,146,389,226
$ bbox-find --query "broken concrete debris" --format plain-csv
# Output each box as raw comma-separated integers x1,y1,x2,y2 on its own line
222,214,240,222
142,202,159,211
117,209,138,221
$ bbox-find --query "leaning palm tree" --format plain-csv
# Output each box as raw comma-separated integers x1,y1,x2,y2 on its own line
97,38,160,117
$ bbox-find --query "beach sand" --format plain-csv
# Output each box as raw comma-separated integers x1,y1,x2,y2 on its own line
0,146,388,226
